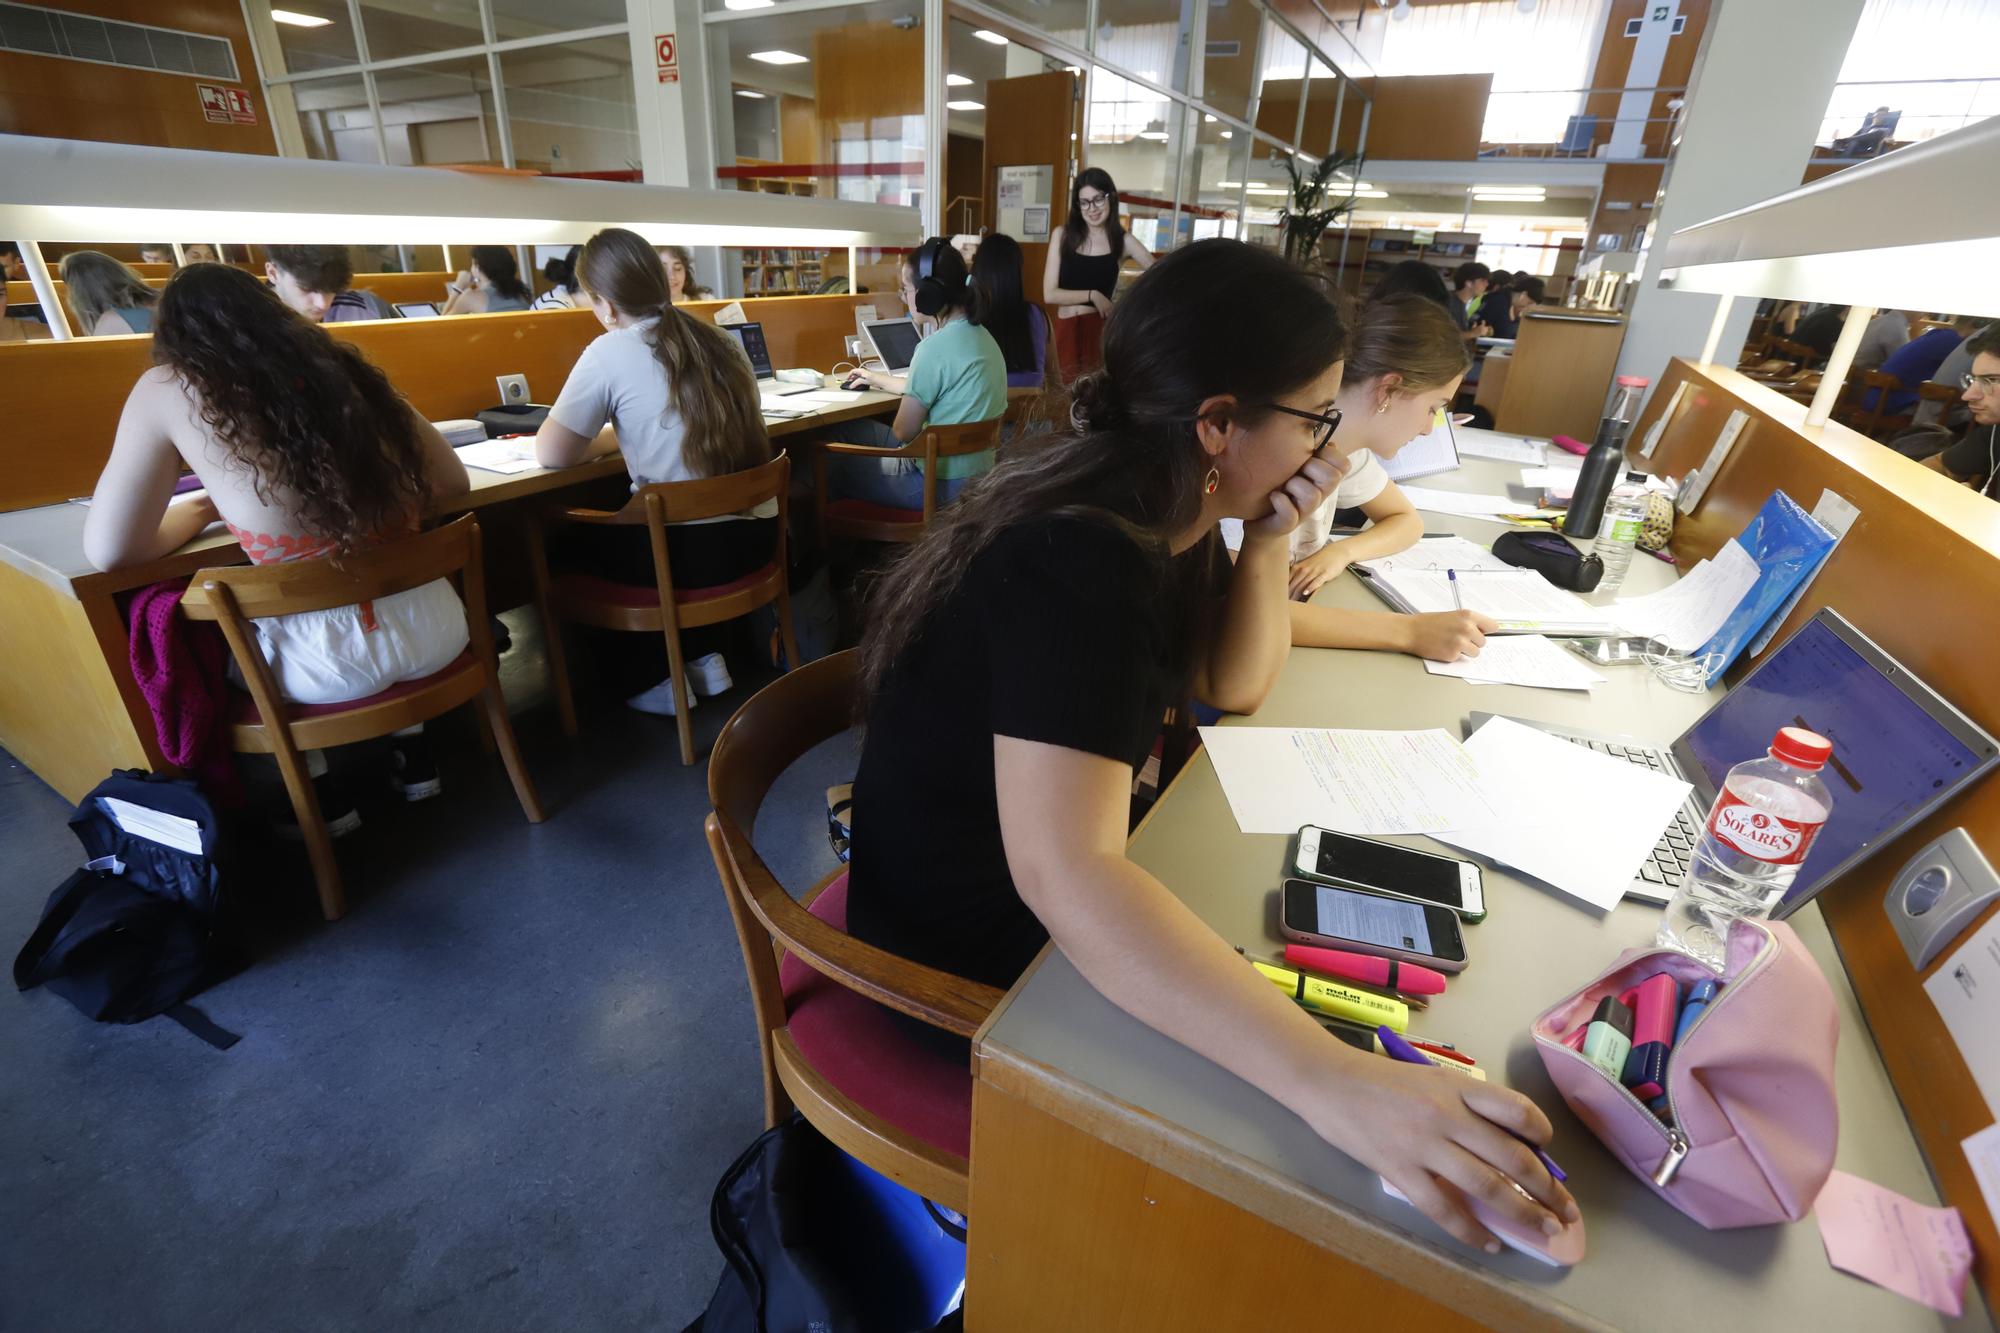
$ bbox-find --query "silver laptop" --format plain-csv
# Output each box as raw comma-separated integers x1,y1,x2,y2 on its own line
1470,608,1999,909
861,317,922,374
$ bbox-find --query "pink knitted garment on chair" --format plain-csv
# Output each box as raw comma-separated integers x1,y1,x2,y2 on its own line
127,579,239,803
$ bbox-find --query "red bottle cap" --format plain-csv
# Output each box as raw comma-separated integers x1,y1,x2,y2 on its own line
1616,375,1651,387
1770,726,1832,770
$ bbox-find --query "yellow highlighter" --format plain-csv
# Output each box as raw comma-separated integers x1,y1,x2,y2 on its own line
1252,960,1409,1033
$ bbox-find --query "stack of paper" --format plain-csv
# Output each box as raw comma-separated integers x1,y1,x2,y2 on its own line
1399,485,1562,520
455,438,541,475
1432,718,1693,912
1611,539,1758,649
1521,465,1581,502
1423,634,1606,691
1456,435,1547,466
433,418,489,447
1197,727,1508,836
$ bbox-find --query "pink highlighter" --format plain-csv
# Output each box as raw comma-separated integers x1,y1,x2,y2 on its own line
1619,974,1681,1101
1284,943,1449,996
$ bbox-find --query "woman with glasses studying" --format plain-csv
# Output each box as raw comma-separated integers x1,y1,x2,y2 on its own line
1042,167,1154,382
847,240,1578,1256
1219,293,1498,663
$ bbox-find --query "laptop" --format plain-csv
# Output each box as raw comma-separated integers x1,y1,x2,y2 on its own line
723,321,815,410
861,317,922,375
1470,608,1999,910
394,301,441,318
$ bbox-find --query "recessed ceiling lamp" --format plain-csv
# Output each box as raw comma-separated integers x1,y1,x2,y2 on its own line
749,49,808,64
946,73,972,86
974,28,1009,44
270,8,332,24
734,89,767,98
946,100,986,111
723,0,774,9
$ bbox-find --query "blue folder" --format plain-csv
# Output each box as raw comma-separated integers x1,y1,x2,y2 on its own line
1696,491,1838,679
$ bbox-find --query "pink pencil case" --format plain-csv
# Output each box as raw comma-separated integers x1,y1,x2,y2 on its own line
1531,918,1839,1228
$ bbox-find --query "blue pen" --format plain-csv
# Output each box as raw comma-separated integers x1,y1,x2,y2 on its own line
1448,568,1464,611
1674,979,1719,1044
1377,1025,1567,1183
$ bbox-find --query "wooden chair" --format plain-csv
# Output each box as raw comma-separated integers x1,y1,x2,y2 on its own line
527,451,798,766
1916,379,1964,420
812,418,1003,545
180,514,544,921
705,649,1004,1210
1839,369,1912,438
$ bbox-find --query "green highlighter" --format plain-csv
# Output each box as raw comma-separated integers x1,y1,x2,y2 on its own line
1582,996,1634,1081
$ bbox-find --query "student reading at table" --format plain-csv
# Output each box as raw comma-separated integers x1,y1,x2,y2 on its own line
83,263,471,823
533,227,776,714
441,246,531,315
829,237,1007,509
60,250,158,335
265,245,393,323
1923,326,2000,498
968,232,1048,390
847,239,1577,1255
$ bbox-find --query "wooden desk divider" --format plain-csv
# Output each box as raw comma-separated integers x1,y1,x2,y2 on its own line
0,292,885,514
1632,357,2000,1311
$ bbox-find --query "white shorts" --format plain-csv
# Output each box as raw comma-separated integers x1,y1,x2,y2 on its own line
243,577,471,706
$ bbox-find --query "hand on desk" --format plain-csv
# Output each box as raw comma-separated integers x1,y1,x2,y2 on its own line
1312,1056,1580,1254
1288,543,1353,598
1403,610,1499,663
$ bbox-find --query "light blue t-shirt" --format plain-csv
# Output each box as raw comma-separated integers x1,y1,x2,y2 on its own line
907,317,1007,480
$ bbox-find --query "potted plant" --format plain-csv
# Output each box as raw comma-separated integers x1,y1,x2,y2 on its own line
1276,151,1364,267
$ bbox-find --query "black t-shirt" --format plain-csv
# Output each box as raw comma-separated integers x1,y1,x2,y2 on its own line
847,515,1227,990
1792,306,1844,358
1940,422,2000,497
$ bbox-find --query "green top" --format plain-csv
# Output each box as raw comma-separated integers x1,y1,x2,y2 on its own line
907,316,1007,480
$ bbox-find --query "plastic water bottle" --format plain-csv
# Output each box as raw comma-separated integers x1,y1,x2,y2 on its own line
1590,473,1649,594
1564,375,1651,540
1658,728,1835,970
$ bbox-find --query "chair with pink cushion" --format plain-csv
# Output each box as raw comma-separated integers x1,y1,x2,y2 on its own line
528,451,800,766
705,649,1004,1211
180,513,544,921
812,419,1001,547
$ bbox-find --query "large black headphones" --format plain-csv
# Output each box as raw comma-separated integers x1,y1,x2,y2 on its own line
910,236,962,318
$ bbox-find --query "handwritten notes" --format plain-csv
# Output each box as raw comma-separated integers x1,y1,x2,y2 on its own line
1815,1171,1973,1316
1199,727,1507,837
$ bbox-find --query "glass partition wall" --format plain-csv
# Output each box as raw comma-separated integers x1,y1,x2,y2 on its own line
707,0,1370,277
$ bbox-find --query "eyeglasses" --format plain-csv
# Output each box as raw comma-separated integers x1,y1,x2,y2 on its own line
1962,372,2000,391
1267,403,1345,451
1077,192,1110,209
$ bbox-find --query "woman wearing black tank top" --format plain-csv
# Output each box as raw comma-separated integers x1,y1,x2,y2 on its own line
1042,166,1154,383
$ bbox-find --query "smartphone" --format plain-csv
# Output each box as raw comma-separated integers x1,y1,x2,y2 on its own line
1293,825,1485,921
1565,635,1651,666
1280,878,1469,973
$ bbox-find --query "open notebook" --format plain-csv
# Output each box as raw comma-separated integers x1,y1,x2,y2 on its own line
1350,536,1620,636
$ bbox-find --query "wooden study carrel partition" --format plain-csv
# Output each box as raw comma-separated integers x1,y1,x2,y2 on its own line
1632,356,2000,1312
0,291,890,515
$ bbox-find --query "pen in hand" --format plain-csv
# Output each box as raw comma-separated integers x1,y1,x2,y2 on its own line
1448,568,1464,611
1377,1025,1567,1183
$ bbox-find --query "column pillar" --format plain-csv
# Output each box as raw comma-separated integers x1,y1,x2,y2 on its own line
1613,0,1868,404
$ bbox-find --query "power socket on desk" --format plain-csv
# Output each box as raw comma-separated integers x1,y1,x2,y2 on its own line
496,373,531,406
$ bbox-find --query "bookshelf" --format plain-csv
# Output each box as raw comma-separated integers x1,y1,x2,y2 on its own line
739,248,830,295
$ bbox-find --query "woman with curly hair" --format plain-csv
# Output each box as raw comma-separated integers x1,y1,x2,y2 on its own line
85,262,472,822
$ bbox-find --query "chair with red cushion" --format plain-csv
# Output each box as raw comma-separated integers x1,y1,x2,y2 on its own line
528,452,799,766
812,419,1001,546
179,514,544,921
705,649,1004,1210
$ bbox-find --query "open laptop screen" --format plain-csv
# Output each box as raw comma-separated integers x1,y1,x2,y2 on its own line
864,318,922,373
394,302,440,318
725,322,775,379
1673,611,1997,915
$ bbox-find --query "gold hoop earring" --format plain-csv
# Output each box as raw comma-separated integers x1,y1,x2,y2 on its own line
1375,402,1389,415
1203,467,1220,496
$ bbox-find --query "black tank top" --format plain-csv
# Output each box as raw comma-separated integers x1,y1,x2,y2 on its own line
1057,247,1120,299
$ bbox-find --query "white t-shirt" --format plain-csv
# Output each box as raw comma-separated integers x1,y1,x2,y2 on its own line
530,286,578,311
1217,447,1392,560
548,316,777,521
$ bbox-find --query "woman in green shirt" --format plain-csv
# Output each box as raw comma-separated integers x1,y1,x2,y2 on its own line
830,237,1007,508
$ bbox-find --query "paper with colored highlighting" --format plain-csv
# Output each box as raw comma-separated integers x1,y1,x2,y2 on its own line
1815,1170,1973,1316
1923,909,2000,1118
1199,726,1508,837
1433,717,1690,912
1611,538,1758,650
1424,634,1606,691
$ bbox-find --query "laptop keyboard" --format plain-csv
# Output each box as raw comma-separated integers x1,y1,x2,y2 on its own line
1557,735,1701,888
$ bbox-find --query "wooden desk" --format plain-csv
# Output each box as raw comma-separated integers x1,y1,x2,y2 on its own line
964,439,1985,1331
0,393,897,804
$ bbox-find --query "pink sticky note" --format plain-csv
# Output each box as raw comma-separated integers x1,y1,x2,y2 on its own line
1815,1170,1975,1316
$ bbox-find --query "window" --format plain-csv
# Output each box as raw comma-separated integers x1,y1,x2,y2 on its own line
1197,1,1262,122
1822,0,2000,145
371,56,500,168
294,74,380,163
1366,0,1607,144
499,37,639,175
269,4,357,75
1087,65,1176,251
356,0,486,62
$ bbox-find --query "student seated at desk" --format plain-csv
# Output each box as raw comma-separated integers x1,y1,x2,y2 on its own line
829,237,1007,508
60,250,158,335
531,245,582,311
83,263,472,822
532,227,775,714
968,232,1048,390
1482,276,1543,341
265,245,393,324
848,239,1577,1255
1922,327,2000,498
441,246,531,316
1216,295,1494,662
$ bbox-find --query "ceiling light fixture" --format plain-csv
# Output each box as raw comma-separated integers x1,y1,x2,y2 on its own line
734,89,767,99
946,100,986,111
1138,130,1168,140
722,0,775,9
748,49,809,64
946,73,972,86
1219,130,1233,139
270,8,333,24
1203,114,1217,123
974,28,1009,44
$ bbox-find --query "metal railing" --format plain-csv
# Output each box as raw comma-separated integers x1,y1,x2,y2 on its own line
1477,86,1689,163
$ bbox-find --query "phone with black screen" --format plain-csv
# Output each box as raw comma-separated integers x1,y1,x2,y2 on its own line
1292,825,1485,921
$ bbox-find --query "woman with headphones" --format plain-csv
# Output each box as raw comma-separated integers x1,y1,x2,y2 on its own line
827,237,1008,509
1042,167,1153,383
